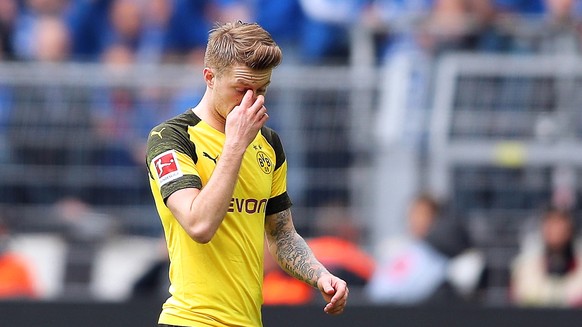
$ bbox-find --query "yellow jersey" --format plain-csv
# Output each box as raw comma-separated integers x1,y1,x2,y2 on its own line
146,110,292,327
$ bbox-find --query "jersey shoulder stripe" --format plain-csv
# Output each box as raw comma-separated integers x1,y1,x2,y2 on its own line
260,126,285,170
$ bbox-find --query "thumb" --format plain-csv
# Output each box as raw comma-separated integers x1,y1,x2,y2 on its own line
322,282,335,295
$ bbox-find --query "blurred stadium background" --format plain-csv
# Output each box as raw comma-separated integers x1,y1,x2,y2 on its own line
2,0,582,326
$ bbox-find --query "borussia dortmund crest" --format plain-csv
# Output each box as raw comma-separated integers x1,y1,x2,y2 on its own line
256,151,273,174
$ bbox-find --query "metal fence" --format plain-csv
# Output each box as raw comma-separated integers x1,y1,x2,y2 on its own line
427,54,582,305
0,63,378,236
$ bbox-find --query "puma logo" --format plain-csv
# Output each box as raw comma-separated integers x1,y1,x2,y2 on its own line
203,152,218,164
150,127,166,139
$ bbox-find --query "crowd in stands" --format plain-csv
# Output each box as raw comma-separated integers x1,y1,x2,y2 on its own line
0,0,582,66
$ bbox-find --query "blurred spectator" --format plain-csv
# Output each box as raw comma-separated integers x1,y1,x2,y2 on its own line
365,193,480,305
0,0,17,61
0,13,70,182
365,193,448,304
495,0,582,54
0,85,10,165
54,197,117,298
464,0,515,52
0,0,14,194
88,45,147,204
106,0,142,54
209,0,305,63
511,206,582,307
92,44,138,167
67,0,211,64
416,0,514,56
371,0,515,62
254,0,305,59
130,237,169,300
137,0,175,63
0,2,13,165
495,0,545,15
89,43,188,206
67,0,143,62
96,0,183,64
33,15,71,62
370,0,433,29
12,0,71,61
209,0,253,23
162,0,212,65
92,44,140,168
7,15,93,204
365,0,432,60
417,0,473,55
67,0,113,61
530,0,582,54
0,215,38,299
298,0,365,64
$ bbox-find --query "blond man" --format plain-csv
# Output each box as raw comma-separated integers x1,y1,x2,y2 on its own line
146,21,348,327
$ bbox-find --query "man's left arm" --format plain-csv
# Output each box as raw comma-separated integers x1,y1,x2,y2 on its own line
265,208,349,315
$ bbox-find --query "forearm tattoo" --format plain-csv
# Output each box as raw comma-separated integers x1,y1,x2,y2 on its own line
268,210,328,288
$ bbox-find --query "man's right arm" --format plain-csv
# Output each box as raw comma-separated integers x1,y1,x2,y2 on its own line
166,143,245,243
166,90,268,243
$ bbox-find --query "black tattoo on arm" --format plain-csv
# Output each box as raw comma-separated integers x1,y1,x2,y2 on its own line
267,209,329,288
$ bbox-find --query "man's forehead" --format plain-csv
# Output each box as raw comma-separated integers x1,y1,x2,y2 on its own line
230,65,272,84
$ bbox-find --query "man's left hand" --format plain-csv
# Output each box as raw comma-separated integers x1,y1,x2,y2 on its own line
317,273,348,315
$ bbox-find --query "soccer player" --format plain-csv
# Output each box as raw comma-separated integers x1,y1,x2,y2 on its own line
146,21,348,327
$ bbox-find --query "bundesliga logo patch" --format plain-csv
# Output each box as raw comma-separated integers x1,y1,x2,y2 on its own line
153,150,183,185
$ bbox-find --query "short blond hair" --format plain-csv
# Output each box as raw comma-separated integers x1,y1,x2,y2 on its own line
204,21,282,75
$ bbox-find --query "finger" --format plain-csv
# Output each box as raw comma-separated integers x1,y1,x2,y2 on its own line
251,95,265,113
324,288,347,314
325,286,335,295
330,290,342,303
326,307,344,315
255,105,267,117
259,111,269,122
326,298,347,314
324,302,345,315
330,285,348,304
319,279,335,295
330,293,348,308
240,89,254,108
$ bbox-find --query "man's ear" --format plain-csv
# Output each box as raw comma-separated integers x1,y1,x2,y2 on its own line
203,68,214,88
